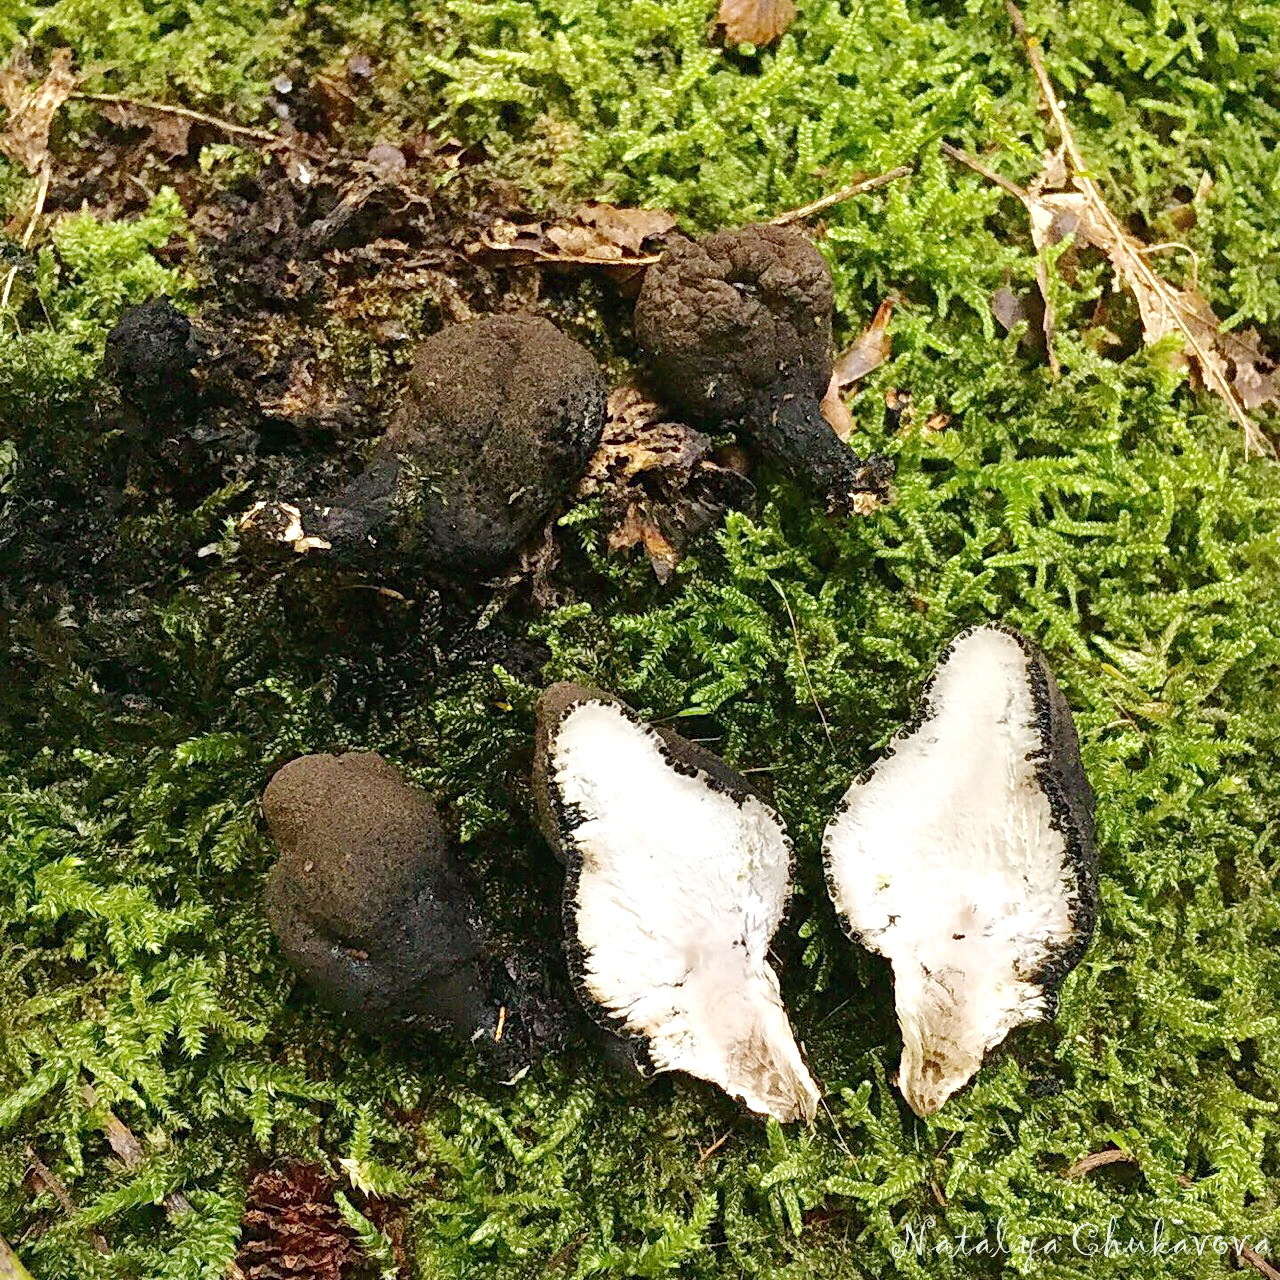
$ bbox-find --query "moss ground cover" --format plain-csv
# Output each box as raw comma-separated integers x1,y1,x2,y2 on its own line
2,0,1280,1276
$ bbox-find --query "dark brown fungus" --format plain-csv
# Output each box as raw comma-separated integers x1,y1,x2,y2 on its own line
634,224,893,514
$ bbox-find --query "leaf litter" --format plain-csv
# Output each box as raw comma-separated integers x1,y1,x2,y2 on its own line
820,298,896,440
716,0,798,47
945,2,1277,456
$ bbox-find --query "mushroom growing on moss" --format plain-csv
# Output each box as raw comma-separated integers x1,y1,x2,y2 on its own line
241,314,607,572
822,625,1098,1116
262,751,551,1069
532,682,820,1122
634,224,893,514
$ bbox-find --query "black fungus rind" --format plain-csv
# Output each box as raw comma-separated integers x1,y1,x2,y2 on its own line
263,752,496,1037
532,681,794,1079
821,624,1099,1005
634,225,893,514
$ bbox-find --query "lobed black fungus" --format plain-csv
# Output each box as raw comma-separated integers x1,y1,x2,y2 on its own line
533,682,820,1123
822,624,1099,1116
262,751,552,1070
634,224,893,514
241,314,607,572
103,298,203,417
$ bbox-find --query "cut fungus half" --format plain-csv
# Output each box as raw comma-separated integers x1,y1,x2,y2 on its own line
534,683,820,1123
822,625,1098,1116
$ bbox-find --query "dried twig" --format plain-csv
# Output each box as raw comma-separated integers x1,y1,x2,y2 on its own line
0,156,50,312
1239,1243,1280,1280
1062,1147,1137,1178
771,580,835,753
70,91,278,145
25,1144,110,1254
697,1132,729,1164
938,141,1026,201
771,164,912,225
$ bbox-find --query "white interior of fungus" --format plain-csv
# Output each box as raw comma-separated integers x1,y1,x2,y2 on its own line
823,626,1078,1116
552,701,820,1123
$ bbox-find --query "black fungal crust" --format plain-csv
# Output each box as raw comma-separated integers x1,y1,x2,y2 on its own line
320,314,607,570
103,297,203,416
821,623,1099,1006
262,751,529,1058
532,681,794,1080
633,224,893,513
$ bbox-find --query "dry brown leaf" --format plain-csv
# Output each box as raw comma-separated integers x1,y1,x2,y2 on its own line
819,380,856,440
574,201,677,253
580,386,753,582
1220,327,1280,411
832,298,895,389
717,0,797,46
1019,145,1278,437
821,298,895,440
1001,1,1273,455
470,203,674,267
0,47,75,173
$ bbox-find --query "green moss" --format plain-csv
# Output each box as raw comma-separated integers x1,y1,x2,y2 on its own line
0,187,190,405
6,0,297,113
3,0,1280,1277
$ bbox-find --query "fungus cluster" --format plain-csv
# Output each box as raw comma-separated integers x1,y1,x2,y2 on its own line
822,625,1098,1116
634,224,893,514
531,683,820,1123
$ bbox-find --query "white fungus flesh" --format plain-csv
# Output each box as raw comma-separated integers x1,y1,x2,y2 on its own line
541,693,820,1123
823,625,1097,1117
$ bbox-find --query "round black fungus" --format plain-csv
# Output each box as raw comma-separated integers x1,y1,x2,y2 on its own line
262,751,519,1055
103,298,202,416
256,314,606,571
634,224,893,514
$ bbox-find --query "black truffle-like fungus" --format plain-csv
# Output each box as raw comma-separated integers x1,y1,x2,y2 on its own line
533,682,820,1122
103,298,203,416
822,624,1098,1116
242,314,607,571
263,751,543,1067
634,224,893,513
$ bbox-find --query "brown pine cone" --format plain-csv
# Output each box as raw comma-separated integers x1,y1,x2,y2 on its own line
236,1163,357,1280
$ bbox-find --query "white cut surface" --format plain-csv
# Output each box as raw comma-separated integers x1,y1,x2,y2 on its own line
552,701,819,1122
823,626,1078,1116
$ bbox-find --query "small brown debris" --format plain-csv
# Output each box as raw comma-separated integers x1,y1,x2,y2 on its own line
96,98,193,158
470,202,675,267
717,0,797,47
1219,327,1279,411
572,201,677,253
832,299,896,389
821,298,896,439
819,380,857,441
579,387,754,582
1063,1147,1137,1179
0,47,75,173
237,1164,358,1280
